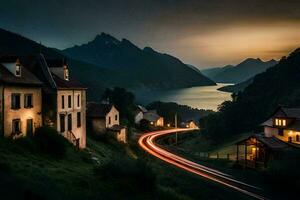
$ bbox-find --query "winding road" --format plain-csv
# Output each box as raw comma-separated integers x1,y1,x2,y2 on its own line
138,128,267,200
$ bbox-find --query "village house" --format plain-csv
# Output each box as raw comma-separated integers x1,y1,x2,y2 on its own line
262,106,300,144
180,120,199,129
0,57,42,138
21,54,87,149
134,105,164,127
235,106,300,168
143,111,164,127
87,102,127,143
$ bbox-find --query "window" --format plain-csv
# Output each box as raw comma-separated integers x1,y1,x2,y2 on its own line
296,135,300,142
15,64,21,76
62,95,65,109
115,114,118,121
108,117,111,125
77,112,81,127
282,119,286,126
275,118,287,127
68,114,72,131
60,114,65,132
68,95,72,108
77,94,80,107
64,66,69,81
278,129,284,136
11,93,21,109
12,119,21,134
24,94,33,108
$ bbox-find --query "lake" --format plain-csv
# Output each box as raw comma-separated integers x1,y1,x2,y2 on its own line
134,83,233,111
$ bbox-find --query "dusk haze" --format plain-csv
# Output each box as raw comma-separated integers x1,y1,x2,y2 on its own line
0,1,300,200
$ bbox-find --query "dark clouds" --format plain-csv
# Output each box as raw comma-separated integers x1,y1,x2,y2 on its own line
1,0,300,67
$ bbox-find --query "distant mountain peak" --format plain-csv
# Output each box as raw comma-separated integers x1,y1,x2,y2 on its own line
93,33,120,45
143,47,156,53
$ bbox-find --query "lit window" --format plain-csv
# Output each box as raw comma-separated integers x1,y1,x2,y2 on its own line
275,119,279,126
64,67,69,81
282,119,286,126
278,119,282,126
15,64,21,76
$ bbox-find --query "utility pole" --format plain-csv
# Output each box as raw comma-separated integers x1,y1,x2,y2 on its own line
175,113,178,145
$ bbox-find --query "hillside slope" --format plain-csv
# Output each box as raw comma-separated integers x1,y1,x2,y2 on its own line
202,48,300,141
63,33,216,89
202,58,277,83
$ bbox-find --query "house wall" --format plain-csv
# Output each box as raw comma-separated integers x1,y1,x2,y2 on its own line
264,126,278,137
156,117,164,126
116,128,127,143
189,121,198,129
0,85,3,135
57,89,86,148
281,130,300,144
3,86,42,137
105,106,119,128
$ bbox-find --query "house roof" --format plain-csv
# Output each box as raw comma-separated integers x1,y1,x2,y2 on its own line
237,134,289,150
269,106,300,119
280,107,300,118
0,63,42,86
262,106,300,130
137,105,148,113
52,73,86,89
87,103,114,118
143,111,161,122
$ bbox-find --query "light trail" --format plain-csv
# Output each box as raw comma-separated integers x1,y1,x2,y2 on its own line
138,128,267,200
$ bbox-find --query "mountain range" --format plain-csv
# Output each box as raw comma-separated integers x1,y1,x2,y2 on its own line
0,28,215,100
63,33,215,89
201,58,278,83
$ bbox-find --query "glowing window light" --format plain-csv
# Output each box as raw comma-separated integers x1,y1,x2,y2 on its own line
282,119,286,126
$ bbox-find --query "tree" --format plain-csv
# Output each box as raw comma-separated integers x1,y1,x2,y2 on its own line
102,87,135,125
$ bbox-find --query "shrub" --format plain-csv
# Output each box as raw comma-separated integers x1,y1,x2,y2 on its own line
34,126,69,158
264,149,300,198
94,156,156,192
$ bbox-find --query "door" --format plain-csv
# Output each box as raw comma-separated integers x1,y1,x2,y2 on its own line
26,119,33,137
68,114,72,131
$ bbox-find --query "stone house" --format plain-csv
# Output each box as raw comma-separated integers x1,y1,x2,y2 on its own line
0,57,42,138
22,54,87,148
87,102,127,143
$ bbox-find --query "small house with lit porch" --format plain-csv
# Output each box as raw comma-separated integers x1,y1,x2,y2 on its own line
235,106,299,168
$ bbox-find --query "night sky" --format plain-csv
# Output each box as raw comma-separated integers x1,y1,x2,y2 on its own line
1,0,300,67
